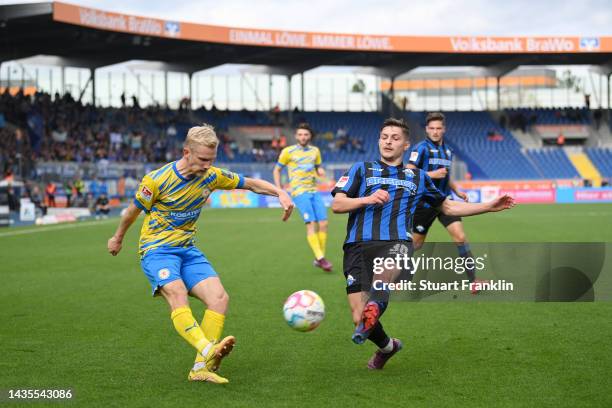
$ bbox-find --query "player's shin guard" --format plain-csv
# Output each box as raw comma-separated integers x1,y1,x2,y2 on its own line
193,310,225,367
367,321,391,349
317,231,327,256
307,233,324,260
170,307,212,357
457,243,476,282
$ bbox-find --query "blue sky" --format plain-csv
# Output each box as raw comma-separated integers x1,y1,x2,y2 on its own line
2,0,611,36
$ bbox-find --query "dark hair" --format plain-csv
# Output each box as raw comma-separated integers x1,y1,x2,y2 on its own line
380,118,410,139
296,122,315,137
425,112,445,126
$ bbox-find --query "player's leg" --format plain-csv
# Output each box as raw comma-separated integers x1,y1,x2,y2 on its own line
181,248,235,376
159,279,218,365
411,205,437,251
412,232,427,251
190,277,234,372
294,193,326,264
348,292,401,369
312,192,329,259
442,218,476,283
141,250,215,361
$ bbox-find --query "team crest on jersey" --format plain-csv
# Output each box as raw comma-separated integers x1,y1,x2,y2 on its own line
335,176,349,188
140,186,153,201
409,151,419,162
158,268,170,280
202,187,212,201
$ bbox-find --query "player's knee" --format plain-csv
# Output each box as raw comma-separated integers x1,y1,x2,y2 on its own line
413,240,424,251
318,221,328,231
208,290,229,312
452,233,467,244
163,287,189,308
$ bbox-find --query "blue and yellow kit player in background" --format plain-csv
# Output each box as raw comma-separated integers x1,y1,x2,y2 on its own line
273,123,333,272
107,124,294,384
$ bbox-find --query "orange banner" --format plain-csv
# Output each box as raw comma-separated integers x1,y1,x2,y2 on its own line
53,2,612,54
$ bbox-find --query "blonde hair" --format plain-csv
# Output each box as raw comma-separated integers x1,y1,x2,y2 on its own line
184,124,219,149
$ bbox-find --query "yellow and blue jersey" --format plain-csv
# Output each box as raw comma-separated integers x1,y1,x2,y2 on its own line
134,161,244,255
276,144,322,197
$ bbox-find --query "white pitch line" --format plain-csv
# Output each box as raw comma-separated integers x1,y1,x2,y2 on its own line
0,219,117,238
0,216,285,238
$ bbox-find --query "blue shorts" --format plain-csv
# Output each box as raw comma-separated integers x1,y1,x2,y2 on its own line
141,246,218,296
293,192,327,223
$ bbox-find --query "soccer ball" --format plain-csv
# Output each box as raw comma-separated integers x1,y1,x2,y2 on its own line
283,290,325,332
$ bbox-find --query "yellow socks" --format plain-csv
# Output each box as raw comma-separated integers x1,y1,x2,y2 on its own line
194,310,226,366
307,233,324,260
317,231,327,256
170,307,212,357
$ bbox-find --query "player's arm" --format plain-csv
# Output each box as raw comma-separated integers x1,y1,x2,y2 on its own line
107,202,142,256
438,194,514,217
272,165,283,190
273,148,289,190
331,190,389,214
408,162,445,178
243,177,294,221
449,180,468,202
407,146,446,179
315,148,325,178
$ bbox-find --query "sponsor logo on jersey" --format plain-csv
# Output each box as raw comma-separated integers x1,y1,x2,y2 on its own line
366,177,417,194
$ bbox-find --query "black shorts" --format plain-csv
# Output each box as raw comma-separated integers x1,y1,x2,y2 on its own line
412,204,461,235
343,240,414,294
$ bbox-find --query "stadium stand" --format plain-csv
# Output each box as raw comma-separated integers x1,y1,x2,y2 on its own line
3,89,612,184
586,147,612,178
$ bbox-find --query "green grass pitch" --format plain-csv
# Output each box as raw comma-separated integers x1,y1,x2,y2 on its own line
2,204,612,407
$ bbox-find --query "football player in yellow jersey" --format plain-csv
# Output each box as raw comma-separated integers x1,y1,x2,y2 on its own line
273,123,332,272
107,124,294,384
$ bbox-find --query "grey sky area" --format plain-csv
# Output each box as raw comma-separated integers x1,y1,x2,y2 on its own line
2,0,611,36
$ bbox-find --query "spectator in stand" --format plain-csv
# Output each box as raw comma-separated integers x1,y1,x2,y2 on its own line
45,181,56,208
594,108,603,130
556,132,566,147
95,193,110,219
28,183,47,216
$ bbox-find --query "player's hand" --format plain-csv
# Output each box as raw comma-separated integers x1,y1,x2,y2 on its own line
488,194,515,212
457,191,469,202
278,191,294,222
365,189,390,206
108,236,122,256
431,168,448,179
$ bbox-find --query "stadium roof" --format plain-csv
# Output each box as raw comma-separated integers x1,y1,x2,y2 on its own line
2,1,612,78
